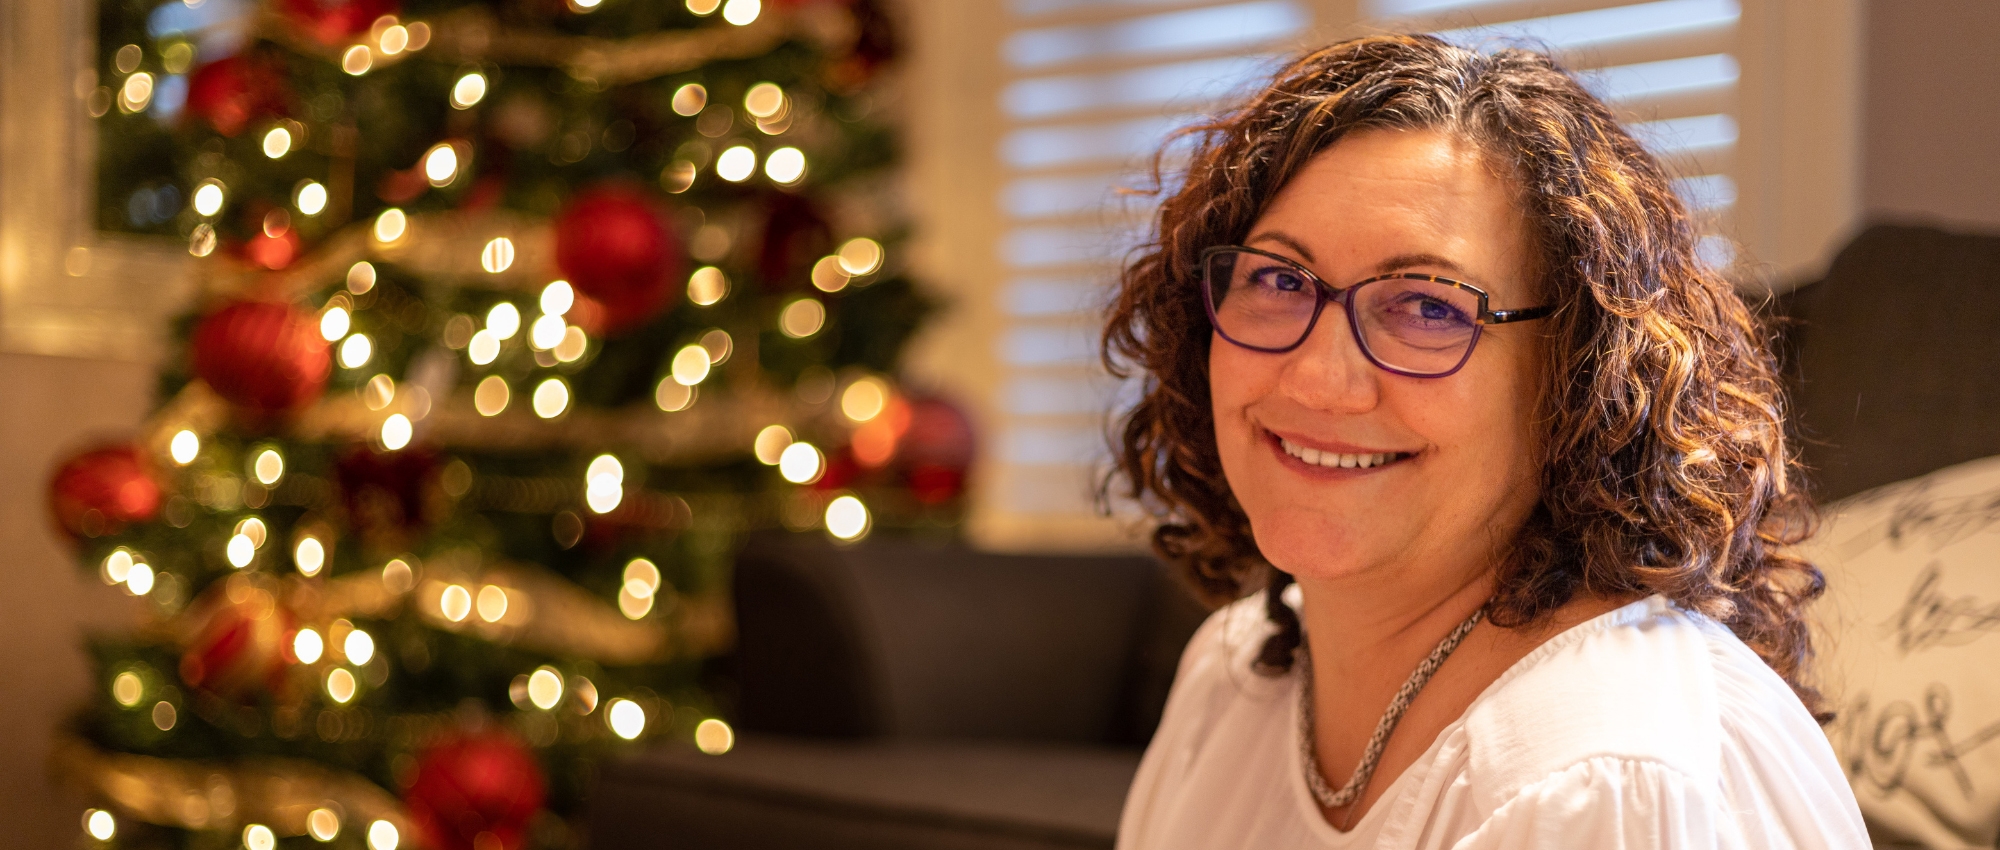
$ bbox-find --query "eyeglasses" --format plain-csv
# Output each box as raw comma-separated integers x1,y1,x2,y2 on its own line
1201,246,1554,378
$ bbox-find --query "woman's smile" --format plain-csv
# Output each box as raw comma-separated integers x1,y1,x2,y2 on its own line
1263,427,1418,476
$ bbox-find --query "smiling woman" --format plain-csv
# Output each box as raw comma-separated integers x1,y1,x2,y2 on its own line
1102,34,1867,849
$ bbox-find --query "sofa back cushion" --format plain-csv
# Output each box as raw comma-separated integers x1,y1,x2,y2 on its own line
1811,454,2000,848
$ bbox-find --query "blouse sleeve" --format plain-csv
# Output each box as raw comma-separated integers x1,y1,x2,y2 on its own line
1450,757,1724,850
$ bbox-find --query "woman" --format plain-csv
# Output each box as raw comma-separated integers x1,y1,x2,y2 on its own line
1103,35,1867,847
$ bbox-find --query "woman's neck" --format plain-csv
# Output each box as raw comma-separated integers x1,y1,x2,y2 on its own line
1295,564,1495,682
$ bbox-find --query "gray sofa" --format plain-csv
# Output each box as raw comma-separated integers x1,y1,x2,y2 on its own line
588,539,1205,849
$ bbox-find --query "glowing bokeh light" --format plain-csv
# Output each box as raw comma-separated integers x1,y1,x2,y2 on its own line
474,375,510,416
440,584,472,622
85,809,116,841
344,629,375,665
486,301,521,339
687,266,728,306
670,345,711,386
169,429,199,464
655,378,694,412
381,413,413,449
307,808,341,841
695,718,736,754
373,208,407,243
476,585,509,622
467,329,500,365
342,45,373,75
481,237,514,273
842,377,889,422
541,280,574,316
367,819,399,850
296,181,328,215
293,627,324,664
721,0,761,26
837,237,884,275
192,180,225,217
295,537,326,576
326,667,357,703
743,83,784,118
112,671,144,706
528,666,563,709
826,494,871,540
263,126,292,159
715,145,756,182
533,379,569,419
424,143,459,186
320,305,351,341
340,333,374,369
778,441,823,484
608,698,646,739
754,425,792,465
764,146,805,184
451,72,486,109
672,83,707,116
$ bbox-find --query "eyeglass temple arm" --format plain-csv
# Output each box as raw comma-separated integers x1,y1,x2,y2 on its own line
1485,305,1556,324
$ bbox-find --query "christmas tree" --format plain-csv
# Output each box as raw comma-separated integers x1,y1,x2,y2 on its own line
51,0,970,847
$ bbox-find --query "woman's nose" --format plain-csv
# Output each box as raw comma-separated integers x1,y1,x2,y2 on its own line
1275,307,1381,413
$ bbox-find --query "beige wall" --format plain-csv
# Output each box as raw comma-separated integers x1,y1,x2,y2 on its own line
1863,0,2000,231
0,354,153,846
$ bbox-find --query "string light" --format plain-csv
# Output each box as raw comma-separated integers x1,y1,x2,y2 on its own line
342,45,373,75
152,700,176,730
119,72,155,112
320,305,351,341
481,236,514,273
262,126,293,159
837,237,884,275
686,0,721,14
381,413,412,450
474,375,510,416
252,449,284,485
528,666,563,709
754,425,792,465
192,180,225,217
85,809,116,841
236,517,268,548
295,180,328,215
451,72,487,109
467,329,500,365
293,628,324,663
670,345,710,386
296,537,326,575
344,629,375,665
326,668,357,703
367,819,399,850
124,561,154,595
811,255,850,292
486,302,521,339
554,326,588,363
103,549,134,584
307,808,341,841
440,584,472,622
348,261,377,294
607,698,646,739
112,671,144,706
477,585,510,622
672,83,707,116
842,377,889,422
189,224,217,256
374,208,407,243
585,454,624,514
340,333,373,369
363,374,396,410
244,824,276,850
826,494,871,540
169,429,199,464
721,0,761,26
379,23,409,54
687,266,728,306
655,378,694,412
424,143,459,186
540,280,574,315
533,379,569,418
715,145,755,182
695,718,735,754
779,297,826,338
764,146,805,184
529,314,565,350
743,82,784,118
779,441,823,484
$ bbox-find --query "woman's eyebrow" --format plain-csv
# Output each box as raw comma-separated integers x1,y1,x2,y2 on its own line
1245,230,1316,262
1374,252,1466,276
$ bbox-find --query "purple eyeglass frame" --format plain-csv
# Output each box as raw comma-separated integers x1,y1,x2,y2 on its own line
1199,245,1556,379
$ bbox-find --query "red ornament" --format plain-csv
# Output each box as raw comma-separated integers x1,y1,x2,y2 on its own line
281,0,400,46
553,185,684,336
757,193,833,290
404,729,547,850
185,56,289,137
48,445,161,539
243,228,302,270
180,579,295,701
897,395,976,504
335,443,441,545
191,300,331,416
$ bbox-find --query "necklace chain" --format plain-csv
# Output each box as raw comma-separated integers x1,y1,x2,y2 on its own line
1297,605,1486,811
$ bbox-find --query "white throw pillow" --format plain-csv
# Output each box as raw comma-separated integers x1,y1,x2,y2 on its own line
1810,454,2000,849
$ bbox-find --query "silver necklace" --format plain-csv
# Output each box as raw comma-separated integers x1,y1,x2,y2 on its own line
1297,605,1486,811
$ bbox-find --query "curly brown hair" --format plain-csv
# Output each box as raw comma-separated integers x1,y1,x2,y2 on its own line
1102,34,1827,716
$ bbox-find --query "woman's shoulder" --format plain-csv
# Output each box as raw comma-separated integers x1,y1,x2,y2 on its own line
1455,595,1837,807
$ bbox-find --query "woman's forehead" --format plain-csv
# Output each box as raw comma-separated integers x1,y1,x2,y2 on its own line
1249,128,1533,291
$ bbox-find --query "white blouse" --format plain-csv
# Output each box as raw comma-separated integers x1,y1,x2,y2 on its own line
1116,594,1870,849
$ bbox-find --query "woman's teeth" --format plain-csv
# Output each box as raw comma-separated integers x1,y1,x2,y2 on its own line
1279,438,1406,470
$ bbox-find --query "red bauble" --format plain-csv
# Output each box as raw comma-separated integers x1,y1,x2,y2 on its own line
185,56,289,137
282,0,400,46
897,395,976,504
757,193,833,290
180,580,295,701
48,445,161,539
404,729,547,850
191,300,331,416
336,443,440,544
553,185,684,336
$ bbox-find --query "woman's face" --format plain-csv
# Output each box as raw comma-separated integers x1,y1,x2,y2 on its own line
1209,128,1546,584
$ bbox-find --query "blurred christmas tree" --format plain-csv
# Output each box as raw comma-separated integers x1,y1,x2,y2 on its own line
51,0,974,847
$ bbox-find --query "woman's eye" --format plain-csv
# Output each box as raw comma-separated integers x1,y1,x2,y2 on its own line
1251,268,1307,292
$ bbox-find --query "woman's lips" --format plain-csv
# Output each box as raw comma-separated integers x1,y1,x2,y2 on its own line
1265,429,1415,474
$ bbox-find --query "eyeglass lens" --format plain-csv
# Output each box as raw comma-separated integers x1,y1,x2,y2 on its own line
1206,248,1482,376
